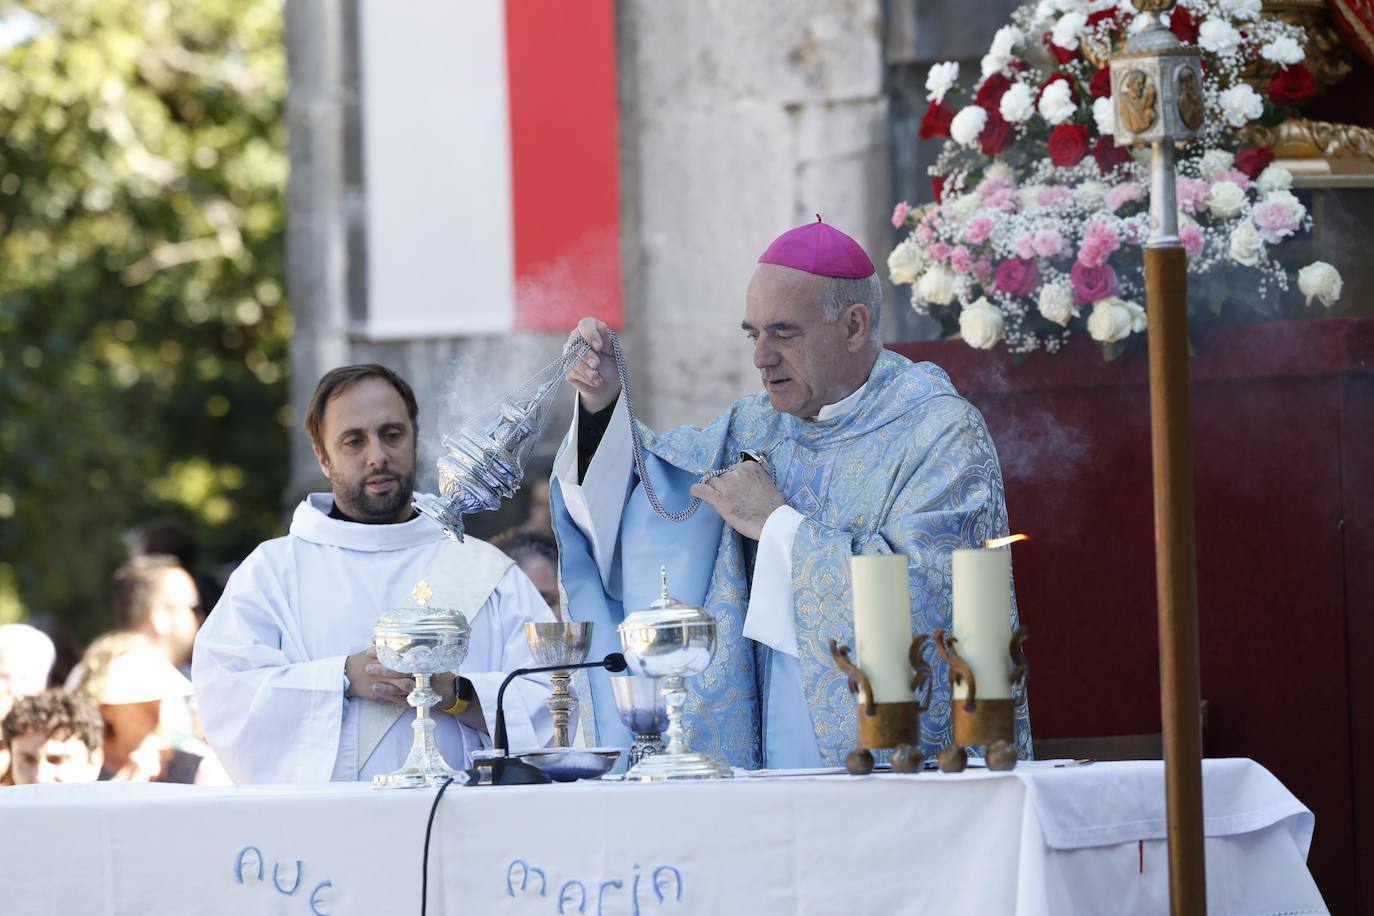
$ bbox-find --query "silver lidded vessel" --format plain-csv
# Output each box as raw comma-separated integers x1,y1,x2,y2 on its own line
618,568,733,780
372,581,471,788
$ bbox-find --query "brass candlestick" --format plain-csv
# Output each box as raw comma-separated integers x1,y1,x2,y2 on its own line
934,627,1027,772
829,635,932,775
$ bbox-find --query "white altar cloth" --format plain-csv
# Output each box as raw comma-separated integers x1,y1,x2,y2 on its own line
0,758,1326,915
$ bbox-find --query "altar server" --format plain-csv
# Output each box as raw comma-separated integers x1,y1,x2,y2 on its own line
556,219,1030,769
193,365,557,784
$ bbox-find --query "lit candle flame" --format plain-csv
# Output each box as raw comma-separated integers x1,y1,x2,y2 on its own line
984,534,1029,549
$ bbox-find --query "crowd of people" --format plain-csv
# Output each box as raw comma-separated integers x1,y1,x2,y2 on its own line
0,491,559,788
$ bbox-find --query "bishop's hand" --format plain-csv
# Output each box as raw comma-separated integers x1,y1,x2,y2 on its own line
689,461,786,541
565,316,622,414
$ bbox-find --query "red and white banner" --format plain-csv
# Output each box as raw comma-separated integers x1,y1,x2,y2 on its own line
357,0,623,338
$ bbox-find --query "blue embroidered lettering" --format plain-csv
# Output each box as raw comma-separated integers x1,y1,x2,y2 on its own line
309,879,333,915
273,860,303,896
558,880,587,914
597,879,623,916
234,846,263,885
652,866,683,904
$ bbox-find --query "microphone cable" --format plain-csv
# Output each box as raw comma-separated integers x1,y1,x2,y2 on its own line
420,776,456,916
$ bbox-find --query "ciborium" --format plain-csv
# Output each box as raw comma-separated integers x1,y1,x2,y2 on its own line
610,675,668,768
524,621,593,748
617,568,732,780
372,581,471,788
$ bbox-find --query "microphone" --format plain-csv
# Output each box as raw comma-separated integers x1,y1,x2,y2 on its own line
489,652,628,786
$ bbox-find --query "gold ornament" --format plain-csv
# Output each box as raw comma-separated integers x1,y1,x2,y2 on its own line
411,580,433,606
1119,70,1159,134
1177,67,1205,131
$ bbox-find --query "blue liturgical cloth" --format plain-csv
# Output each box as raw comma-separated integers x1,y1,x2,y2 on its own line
552,350,1031,769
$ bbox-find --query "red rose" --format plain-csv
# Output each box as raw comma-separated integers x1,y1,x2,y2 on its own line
1087,8,1118,28
980,110,1014,156
932,175,947,203
1037,72,1079,106
1269,64,1318,108
1093,136,1133,175
995,258,1041,297
1235,146,1275,179
1048,124,1090,167
1043,32,1077,65
1089,67,1113,99
976,73,1013,109
1169,5,1198,45
920,101,955,139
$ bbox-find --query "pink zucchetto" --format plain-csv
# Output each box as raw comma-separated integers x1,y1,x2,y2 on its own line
757,215,876,279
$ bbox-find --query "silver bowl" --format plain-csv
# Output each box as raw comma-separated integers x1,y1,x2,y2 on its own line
516,747,620,782
611,675,668,768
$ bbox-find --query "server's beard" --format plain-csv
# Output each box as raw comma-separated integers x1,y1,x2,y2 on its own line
333,467,416,523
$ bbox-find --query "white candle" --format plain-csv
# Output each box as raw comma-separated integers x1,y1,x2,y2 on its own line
951,548,1013,700
851,554,914,703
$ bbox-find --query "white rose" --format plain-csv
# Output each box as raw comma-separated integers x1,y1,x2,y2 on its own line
949,192,981,215
1199,149,1235,180
1198,19,1242,54
1038,79,1077,125
1092,96,1116,136
916,264,958,305
989,25,1024,61
1219,84,1264,128
887,237,927,285
1261,36,1304,66
1051,11,1088,50
925,61,960,104
950,105,989,147
986,161,1015,181
959,297,1006,349
1019,184,1047,210
1087,297,1147,343
1206,180,1246,219
1000,82,1035,123
1264,188,1306,222
1222,0,1262,20
981,53,1008,81
1256,163,1293,194
1075,181,1107,211
1037,282,1078,326
1298,261,1343,308
1228,219,1264,267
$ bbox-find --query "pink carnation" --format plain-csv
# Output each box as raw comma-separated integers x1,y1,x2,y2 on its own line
1070,262,1119,305
1179,223,1204,258
950,245,975,273
1212,169,1251,191
914,222,935,244
1252,201,1300,243
891,201,913,229
1032,228,1068,258
931,242,952,262
963,217,994,245
1177,178,1210,215
1015,233,1036,259
1105,182,1144,212
972,258,994,283
1036,186,1072,207
1077,220,1121,268
994,258,1041,297
982,187,1019,212
976,174,1017,198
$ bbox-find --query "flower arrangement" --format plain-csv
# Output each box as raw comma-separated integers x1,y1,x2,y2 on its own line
888,0,1346,359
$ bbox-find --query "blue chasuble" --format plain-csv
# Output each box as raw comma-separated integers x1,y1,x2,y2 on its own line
552,350,1032,769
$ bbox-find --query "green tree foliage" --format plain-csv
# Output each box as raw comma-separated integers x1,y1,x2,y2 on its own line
0,0,288,639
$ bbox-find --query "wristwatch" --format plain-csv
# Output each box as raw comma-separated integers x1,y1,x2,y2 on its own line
443,676,475,715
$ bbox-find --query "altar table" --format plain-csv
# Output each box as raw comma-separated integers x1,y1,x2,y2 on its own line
0,758,1326,915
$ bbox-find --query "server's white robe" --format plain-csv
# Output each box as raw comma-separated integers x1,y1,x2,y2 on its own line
192,493,557,784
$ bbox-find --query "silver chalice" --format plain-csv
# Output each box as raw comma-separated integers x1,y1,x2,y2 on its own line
524,621,593,748
611,675,668,768
618,568,732,780
372,581,471,788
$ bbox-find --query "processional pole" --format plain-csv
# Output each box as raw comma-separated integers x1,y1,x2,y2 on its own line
1110,2,1207,912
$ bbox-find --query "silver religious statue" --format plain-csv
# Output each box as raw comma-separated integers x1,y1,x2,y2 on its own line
372,581,471,788
524,621,593,747
617,568,733,780
1109,0,1203,248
